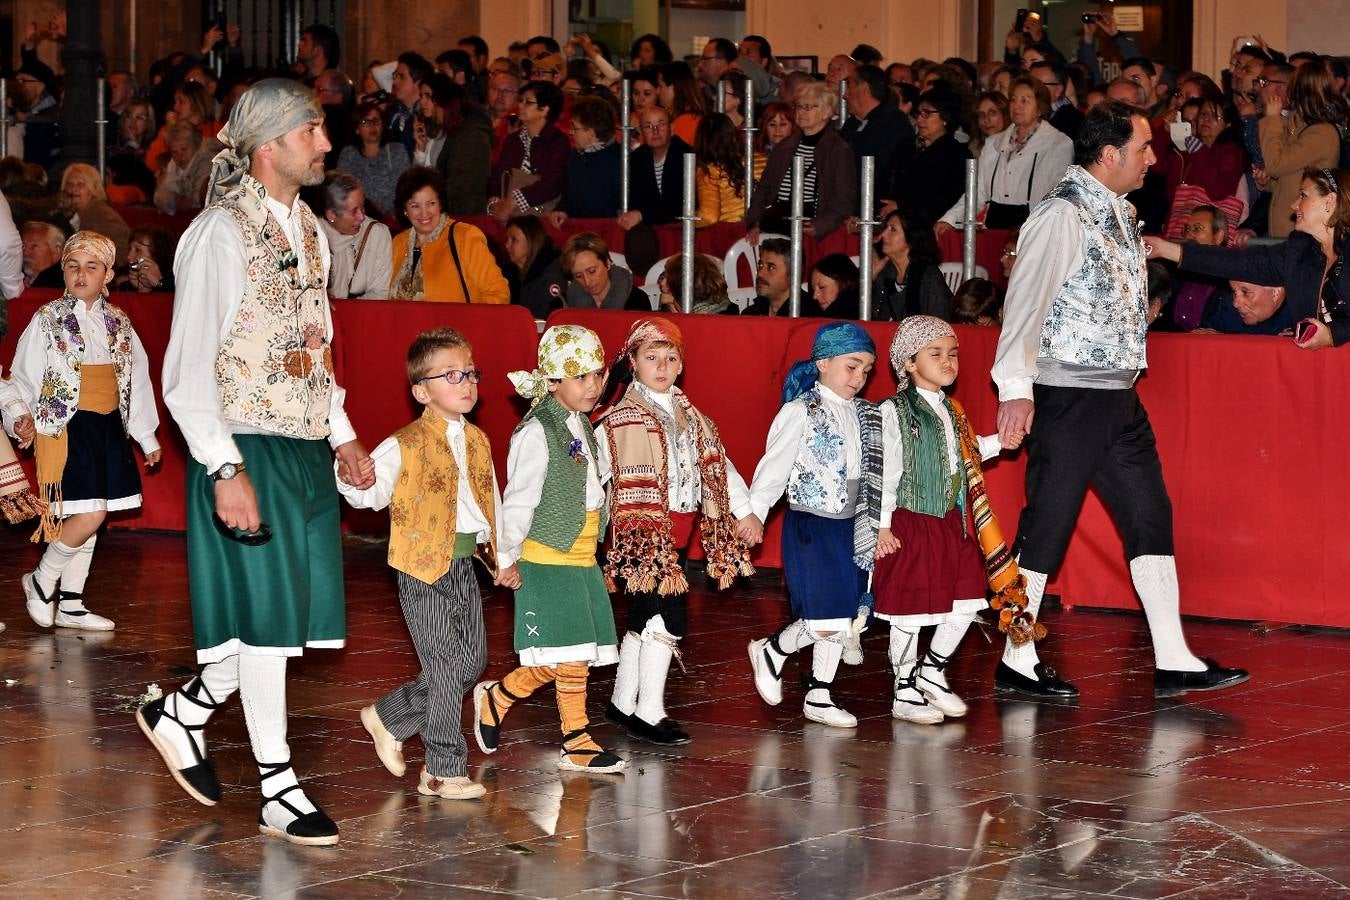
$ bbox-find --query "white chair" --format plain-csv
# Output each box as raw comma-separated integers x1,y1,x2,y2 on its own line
938,262,989,293
641,283,662,310
728,287,759,312
609,251,629,272
722,233,787,290
645,256,672,287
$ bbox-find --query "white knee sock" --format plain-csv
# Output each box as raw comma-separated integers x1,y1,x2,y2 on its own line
158,656,238,762
1130,555,1205,672
766,619,816,664
922,611,976,692
58,535,97,595
34,541,80,594
1001,569,1047,678
889,626,924,702
611,632,642,715
240,655,317,819
806,635,843,706
635,617,678,725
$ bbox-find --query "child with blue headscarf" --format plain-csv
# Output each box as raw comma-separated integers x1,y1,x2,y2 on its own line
737,322,883,728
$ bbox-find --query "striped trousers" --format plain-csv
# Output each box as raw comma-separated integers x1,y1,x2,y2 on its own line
374,559,487,777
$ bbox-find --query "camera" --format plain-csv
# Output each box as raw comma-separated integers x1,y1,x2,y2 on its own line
1082,13,1101,23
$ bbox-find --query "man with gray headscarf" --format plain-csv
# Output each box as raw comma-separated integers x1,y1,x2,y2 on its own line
143,79,374,847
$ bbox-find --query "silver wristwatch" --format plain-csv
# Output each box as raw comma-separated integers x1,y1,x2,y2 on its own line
211,462,245,481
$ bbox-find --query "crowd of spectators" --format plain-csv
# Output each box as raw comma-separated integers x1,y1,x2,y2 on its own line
0,11,1347,342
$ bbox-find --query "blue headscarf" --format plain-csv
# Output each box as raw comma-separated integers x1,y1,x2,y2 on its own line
780,322,877,404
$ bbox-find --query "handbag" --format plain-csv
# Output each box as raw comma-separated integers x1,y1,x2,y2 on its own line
501,168,558,214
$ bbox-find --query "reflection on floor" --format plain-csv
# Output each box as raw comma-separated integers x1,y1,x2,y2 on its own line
1,529,1349,898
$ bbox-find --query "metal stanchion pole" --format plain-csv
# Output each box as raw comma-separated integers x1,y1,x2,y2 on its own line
857,156,877,321
680,153,696,313
95,76,107,179
837,78,848,128
619,78,631,213
715,84,725,114
788,156,805,317
962,158,978,282
742,77,756,215
0,80,9,159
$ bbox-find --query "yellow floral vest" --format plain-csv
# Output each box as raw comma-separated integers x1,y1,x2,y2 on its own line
389,409,498,584
214,176,334,439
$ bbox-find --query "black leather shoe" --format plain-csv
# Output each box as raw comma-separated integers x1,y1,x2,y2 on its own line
627,715,692,746
994,661,1080,699
1154,657,1249,698
604,701,633,728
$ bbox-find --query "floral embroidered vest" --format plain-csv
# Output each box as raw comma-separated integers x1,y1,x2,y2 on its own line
786,385,855,516
389,409,498,584
1038,165,1149,371
214,176,334,439
30,296,136,437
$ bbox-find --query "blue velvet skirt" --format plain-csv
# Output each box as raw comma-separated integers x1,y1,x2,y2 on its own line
781,508,867,621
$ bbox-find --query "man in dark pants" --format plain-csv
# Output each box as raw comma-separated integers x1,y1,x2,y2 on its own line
991,101,1248,699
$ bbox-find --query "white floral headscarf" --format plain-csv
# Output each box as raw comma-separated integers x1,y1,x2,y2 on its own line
890,315,956,389
508,325,606,404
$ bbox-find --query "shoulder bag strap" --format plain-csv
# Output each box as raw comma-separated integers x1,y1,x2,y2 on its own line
447,221,472,302
348,220,375,296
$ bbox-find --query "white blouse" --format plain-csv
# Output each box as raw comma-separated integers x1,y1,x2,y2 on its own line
747,384,860,522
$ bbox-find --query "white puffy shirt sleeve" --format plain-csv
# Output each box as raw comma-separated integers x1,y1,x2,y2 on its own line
976,433,1003,462
498,419,546,570
990,199,1084,402
336,434,401,510
0,189,23,300
747,401,807,523
127,327,161,455
880,401,902,521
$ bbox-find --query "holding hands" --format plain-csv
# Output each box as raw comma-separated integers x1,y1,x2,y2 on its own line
735,514,764,547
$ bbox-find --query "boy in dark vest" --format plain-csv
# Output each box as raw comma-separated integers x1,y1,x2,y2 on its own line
339,328,517,799
473,324,627,774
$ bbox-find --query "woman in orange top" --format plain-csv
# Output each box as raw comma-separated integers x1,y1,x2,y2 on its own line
388,166,511,303
658,62,704,146
694,113,765,226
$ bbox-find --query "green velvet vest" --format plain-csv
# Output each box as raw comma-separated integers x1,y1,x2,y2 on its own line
891,387,963,519
516,396,606,551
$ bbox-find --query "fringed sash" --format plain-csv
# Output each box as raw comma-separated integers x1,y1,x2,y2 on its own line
601,387,753,595
951,398,1046,646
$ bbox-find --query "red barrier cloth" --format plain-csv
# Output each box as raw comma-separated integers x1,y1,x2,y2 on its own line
3,294,1345,626
112,205,198,237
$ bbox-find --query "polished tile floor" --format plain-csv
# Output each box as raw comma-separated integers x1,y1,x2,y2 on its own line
2,528,1349,899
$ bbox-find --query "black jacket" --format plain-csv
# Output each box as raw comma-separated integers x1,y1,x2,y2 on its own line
629,138,691,226
512,246,567,319
743,290,821,317
560,141,623,219
1181,231,1350,345
887,133,971,224
872,257,953,322
842,103,915,208
1048,103,1085,141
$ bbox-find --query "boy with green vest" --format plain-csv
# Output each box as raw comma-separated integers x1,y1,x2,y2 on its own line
473,324,627,774
338,328,517,800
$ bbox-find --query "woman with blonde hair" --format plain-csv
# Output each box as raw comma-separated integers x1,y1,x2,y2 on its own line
60,164,130,264
661,253,738,314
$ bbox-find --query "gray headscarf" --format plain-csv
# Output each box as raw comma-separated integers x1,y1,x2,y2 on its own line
206,78,323,203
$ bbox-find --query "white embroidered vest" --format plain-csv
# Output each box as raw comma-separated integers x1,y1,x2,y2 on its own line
1038,165,1149,371
785,387,855,517
214,177,334,439
30,296,136,437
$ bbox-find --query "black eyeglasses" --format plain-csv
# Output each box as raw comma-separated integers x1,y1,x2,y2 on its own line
417,369,483,385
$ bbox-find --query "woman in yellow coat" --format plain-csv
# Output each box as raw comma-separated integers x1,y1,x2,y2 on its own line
694,113,765,227
389,166,511,302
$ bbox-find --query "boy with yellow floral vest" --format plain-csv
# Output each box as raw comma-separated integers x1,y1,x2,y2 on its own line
339,328,517,800
473,324,627,775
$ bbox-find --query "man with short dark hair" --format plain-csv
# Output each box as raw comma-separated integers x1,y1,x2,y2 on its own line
739,35,773,70
387,51,432,157
992,101,1248,701
459,35,491,102
526,35,560,58
699,37,737,107
297,24,339,80
1031,60,1083,139
744,239,817,316
841,65,914,203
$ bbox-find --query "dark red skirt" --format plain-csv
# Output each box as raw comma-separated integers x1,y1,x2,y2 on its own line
873,507,987,618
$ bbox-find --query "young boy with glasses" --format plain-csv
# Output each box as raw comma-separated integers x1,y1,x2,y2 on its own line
339,327,517,800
